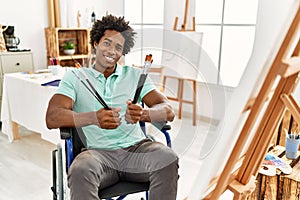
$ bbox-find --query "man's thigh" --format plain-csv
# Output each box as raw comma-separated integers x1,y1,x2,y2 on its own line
68,149,120,189
119,140,178,180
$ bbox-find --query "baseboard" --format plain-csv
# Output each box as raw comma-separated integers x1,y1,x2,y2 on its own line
175,109,220,126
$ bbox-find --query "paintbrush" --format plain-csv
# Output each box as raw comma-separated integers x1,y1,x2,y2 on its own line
71,58,110,110
71,70,110,110
132,54,153,104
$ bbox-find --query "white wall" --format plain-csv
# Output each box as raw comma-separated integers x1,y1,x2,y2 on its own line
0,0,49,69
64,0,124,28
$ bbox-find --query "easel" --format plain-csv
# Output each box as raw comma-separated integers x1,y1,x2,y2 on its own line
0,24,8,52
167,0,197,125
173,0,196,31
202,5,300,200
48,0,61,27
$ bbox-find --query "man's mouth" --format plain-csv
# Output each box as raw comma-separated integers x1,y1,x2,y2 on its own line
105,55,115,63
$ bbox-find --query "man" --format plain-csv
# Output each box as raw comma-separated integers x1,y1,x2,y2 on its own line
46,14,178,200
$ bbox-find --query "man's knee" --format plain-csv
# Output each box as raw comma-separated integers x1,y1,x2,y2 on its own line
154,143,179,172
68,152,99,182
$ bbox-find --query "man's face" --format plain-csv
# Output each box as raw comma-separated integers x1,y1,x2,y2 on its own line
94,30,125,71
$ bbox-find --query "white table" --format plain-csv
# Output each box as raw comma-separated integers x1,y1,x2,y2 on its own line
1,72,62,144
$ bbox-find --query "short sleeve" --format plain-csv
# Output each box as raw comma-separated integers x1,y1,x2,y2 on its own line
56,69,78,101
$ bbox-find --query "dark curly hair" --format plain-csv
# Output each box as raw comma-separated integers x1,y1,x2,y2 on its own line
90,14,136,55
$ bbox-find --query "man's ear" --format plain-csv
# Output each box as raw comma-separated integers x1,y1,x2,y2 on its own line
94,42,98,49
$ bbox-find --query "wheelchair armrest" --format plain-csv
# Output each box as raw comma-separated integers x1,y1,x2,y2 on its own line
162,124,171,130
149,121,172,148
151,121,171,131
60,127,72,140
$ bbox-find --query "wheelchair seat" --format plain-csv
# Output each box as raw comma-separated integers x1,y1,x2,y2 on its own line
51,122,171,200
99,181,149,199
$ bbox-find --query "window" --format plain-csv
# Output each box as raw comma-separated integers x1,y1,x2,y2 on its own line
124,0,164,66
196,0,258,87
124,0,258,87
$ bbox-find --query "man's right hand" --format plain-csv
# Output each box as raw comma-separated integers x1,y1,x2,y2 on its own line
95,107,122,129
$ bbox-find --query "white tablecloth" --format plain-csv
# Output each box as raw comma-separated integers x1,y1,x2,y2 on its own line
1,72,62,144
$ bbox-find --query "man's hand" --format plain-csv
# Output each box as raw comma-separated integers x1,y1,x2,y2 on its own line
95,107,122,129
125,100,143,124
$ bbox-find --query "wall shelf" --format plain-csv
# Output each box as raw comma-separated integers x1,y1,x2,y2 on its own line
45,27,91,66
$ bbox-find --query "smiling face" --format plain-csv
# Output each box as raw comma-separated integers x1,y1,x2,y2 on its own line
94,29,125,77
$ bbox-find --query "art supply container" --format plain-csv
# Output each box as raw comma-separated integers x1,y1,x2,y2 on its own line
286,134,300,159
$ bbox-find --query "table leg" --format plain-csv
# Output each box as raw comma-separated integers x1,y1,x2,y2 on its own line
12,121,19,140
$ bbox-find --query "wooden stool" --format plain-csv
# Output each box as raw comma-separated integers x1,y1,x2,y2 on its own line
162,75,197,126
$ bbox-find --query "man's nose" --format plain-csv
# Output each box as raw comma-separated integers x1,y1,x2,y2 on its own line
107,45,117,55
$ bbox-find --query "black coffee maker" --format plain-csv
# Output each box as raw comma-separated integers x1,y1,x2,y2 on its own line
3,26,20,51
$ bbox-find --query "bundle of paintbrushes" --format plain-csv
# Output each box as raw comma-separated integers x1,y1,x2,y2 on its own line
284,128,300,140
132,54,153,104
71,58,110,110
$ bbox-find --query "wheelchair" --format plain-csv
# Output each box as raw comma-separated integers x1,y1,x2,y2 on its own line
51,121,172,200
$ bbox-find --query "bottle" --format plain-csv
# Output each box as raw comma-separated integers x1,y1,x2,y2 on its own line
91,11,96,27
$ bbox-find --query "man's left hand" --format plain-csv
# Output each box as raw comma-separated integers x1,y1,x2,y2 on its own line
125,100,143,124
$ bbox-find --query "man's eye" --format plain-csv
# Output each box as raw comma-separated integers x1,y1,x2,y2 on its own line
116,46,123,52
103,41,110,46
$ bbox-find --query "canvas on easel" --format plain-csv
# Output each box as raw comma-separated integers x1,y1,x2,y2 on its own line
183,0,300,199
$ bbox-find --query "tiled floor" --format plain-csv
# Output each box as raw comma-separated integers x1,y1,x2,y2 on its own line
0,116,234,200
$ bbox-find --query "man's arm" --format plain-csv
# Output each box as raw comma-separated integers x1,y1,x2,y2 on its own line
125,89,175,124
46,94,121,129
141,89,175,122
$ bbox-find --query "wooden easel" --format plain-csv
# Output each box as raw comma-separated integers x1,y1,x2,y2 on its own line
0,24,8,52
48,0,61,27
202,5,300,200
173,0,196,31
169,0,198,125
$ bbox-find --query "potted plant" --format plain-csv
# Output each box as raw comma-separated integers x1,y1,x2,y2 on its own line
62,40,76,55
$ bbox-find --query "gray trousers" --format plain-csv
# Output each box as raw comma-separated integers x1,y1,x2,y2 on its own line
68,139,179,200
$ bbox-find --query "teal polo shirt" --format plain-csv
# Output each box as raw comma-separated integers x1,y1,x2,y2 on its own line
56,64,156,150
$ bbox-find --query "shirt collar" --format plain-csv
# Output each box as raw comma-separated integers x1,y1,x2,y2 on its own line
90,63,122,79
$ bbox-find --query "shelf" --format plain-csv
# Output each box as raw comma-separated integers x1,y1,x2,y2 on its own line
45,27,91,67
58,54,89,60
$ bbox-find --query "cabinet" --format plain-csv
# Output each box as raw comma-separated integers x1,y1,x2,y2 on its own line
0,51,34,114
45,27,91,67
